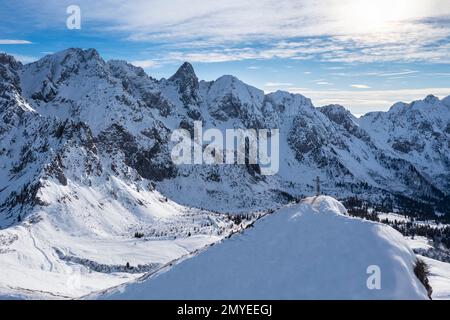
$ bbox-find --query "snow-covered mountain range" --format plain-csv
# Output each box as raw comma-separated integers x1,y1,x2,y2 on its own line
0,48,449,298
2,48,449,221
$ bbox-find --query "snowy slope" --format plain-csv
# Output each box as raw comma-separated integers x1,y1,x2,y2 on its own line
0,180,249,298
420,256,450,300
101,196,428,300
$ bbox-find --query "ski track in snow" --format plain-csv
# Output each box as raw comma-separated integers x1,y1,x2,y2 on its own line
27,227,54,272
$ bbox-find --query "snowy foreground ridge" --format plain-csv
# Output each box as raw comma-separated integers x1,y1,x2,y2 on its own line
100,196,428,300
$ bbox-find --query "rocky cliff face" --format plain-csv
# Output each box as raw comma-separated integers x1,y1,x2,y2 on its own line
360,95,450,193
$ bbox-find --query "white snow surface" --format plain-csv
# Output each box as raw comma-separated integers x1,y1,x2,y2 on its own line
0,178,244,299
420,256,450,300
101,196,428,300
402,236,450,300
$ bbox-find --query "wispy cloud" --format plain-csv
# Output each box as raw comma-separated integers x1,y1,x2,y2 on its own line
167,50,260,63
6,0,450,64
116,1,450,64
326,66,346,70
329,69,420,79
351,84,371,89
130,59,159,68
377,70,419,77
0,39,32,44
287,87,450,114
159,35,450,64
316,81,333,85
264,82,294,87
427,72,450,77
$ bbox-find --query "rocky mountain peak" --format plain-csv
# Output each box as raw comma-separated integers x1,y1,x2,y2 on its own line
169,62,197,85
0,53,22,71
442,95,450,107
33,48,104,72
108,59,147,79
59,48,101,62
319,104,353,121
424,94,440,104
167,62,200,109
0,56,22,96
319,104,370,142
19,48,110,104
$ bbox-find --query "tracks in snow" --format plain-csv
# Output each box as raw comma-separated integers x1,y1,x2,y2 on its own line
27,227,54,272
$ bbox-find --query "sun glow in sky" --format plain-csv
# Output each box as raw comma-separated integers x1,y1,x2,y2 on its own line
1,0,450,114
337,0,423,33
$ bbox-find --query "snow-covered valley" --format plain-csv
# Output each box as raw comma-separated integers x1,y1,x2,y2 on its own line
0,189,254,299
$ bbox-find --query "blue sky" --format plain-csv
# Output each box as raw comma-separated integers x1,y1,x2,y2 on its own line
1,0,450,115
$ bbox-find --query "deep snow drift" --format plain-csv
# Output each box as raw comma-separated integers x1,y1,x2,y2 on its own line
101,196,428,300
